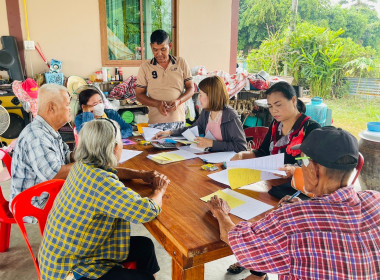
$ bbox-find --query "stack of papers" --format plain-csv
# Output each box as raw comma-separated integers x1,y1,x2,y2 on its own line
201,188,273,220
147,150,197,164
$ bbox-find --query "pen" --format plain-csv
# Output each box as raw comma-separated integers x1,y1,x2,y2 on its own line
286,190,301,202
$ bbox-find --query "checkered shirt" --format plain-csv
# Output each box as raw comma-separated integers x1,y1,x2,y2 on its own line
38,161,161,280
228,186,380,280
10,116,70,210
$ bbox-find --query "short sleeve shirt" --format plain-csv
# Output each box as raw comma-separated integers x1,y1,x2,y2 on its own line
38,161,161,280
10,115,70,208
136,55,192,124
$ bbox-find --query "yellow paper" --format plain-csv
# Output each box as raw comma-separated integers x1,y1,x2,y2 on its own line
201,190,245,209
228,168,261,189
151,152,185,164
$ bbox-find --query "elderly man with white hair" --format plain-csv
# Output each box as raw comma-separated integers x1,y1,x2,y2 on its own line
10,84,74,218
10,84,163,223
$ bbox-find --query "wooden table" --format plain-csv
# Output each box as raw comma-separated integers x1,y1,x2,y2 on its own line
120,141,279,280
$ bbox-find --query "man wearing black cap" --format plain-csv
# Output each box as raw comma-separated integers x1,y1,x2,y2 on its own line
208,126,380,280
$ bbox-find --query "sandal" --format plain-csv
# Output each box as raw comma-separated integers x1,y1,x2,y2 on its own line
227,262,245,274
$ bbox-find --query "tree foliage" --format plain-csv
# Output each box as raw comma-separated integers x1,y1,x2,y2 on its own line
247,22,377,98
240,0,380,98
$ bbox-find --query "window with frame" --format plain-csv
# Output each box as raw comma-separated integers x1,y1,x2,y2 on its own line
99,0,177,66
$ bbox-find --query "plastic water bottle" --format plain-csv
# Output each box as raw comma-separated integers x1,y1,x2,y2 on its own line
305,97,327,127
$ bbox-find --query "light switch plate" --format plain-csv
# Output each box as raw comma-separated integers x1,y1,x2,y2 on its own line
24,40,35,50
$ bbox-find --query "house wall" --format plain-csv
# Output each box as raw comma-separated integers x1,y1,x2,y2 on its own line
1,0,233,79
0,0,9,78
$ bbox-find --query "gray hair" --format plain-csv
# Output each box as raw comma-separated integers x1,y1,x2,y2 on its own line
38,83,68,112
74,119,122,168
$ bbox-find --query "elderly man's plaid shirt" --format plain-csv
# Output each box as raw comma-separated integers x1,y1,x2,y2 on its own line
10,115,70,211
38,161,161,280
229,186,380,280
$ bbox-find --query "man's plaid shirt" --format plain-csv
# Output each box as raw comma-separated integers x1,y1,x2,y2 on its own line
229,186,380,279
38,161,161,280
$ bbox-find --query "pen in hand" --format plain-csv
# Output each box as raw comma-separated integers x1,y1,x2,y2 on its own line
279,190,301,208
286,190,301,202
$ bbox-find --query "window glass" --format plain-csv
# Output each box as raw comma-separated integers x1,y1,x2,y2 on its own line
106,0,140,60
142,0,172,60
104,0,173,62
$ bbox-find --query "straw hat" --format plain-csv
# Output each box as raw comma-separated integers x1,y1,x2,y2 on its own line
66,76,87,95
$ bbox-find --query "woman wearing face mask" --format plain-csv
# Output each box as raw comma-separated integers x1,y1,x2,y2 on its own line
75,89,133,138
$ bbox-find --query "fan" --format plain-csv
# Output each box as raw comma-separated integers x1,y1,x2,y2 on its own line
0,105,10,147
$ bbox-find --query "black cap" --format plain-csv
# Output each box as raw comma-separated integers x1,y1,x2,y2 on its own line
292,126,358,170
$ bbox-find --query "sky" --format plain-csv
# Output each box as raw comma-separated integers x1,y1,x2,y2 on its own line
331,0,380,17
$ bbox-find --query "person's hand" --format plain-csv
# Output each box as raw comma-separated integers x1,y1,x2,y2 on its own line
157,101,168,116
277,195,302,208
230,151,255,161
82,104,94,113
194,137,213,149
153,131,172,140
152,173,170,193
165,100,180,113
276,165,296,178
207,195,231,218
141,170,161,185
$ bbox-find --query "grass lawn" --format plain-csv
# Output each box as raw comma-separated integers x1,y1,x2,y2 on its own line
324,96,380,139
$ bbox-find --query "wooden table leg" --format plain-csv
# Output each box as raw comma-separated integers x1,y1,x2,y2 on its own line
172,258,205,280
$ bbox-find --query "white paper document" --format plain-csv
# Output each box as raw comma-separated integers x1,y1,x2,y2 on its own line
205,130,216,140
142,127,162,141
178,145,206,154
198,151,236,163
208,169,230,186
222,189,274,220
227,153,286,176
182,126,199,142
119,149,142,163
207,169,283,187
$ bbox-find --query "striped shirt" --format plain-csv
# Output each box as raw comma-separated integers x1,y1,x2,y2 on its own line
228,186,380,280
10,115,70,210
38,161,161,280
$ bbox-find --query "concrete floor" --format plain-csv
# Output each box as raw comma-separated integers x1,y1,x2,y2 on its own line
0,179,279,280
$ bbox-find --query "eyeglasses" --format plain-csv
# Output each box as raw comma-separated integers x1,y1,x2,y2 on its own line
295,156,311,167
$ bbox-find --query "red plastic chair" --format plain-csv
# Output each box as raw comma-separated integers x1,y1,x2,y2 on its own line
11,179,136,278
11,179,65,279
73,126,79,146
244,126,269,150
0,149,15,252
351,152,364,185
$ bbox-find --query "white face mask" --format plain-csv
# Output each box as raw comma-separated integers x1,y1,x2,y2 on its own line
93,103,105,116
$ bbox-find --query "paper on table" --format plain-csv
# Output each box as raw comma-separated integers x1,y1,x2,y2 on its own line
200,190,245,209
142,127,162,141
208,169,230,186
208,169,283,188
119,149,142,163
147,149,197,164
227,153,286,176
178,145,206,154
198,151,236,163
224,189,274,220
228,168,261,189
